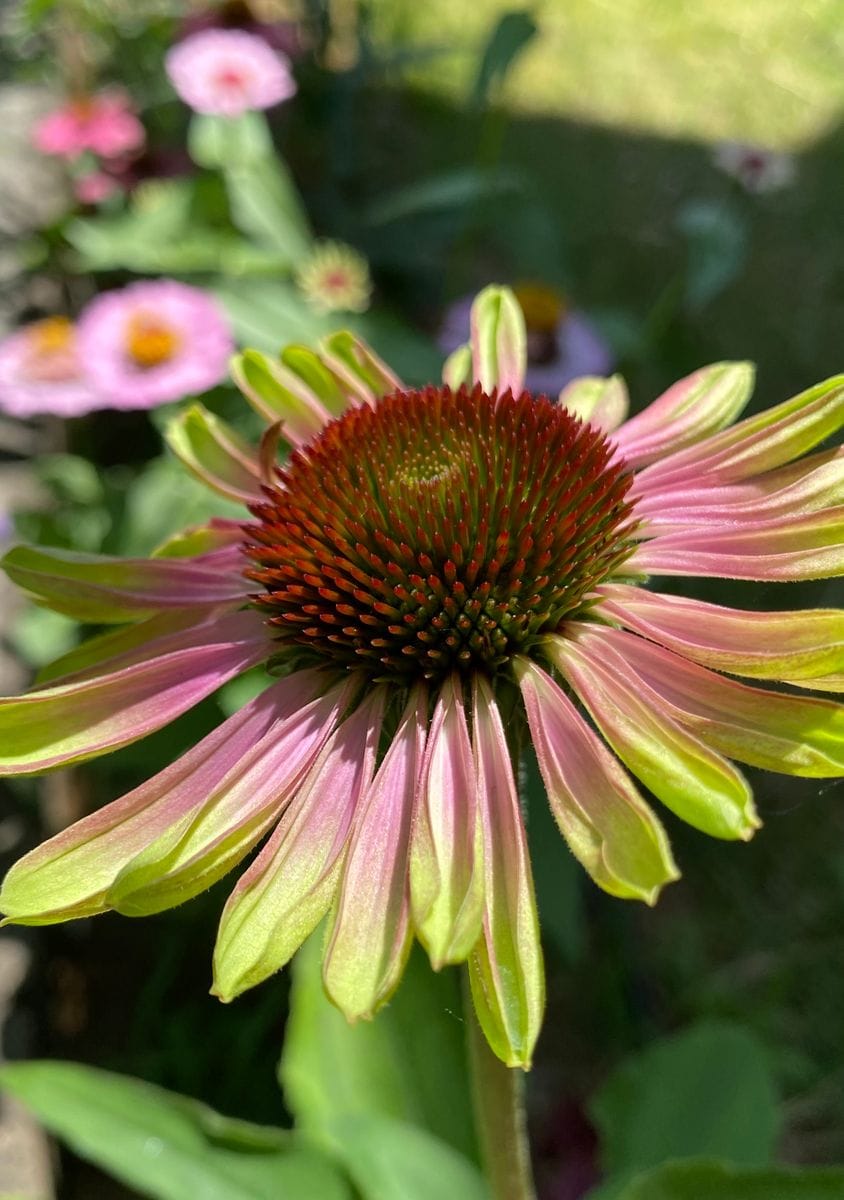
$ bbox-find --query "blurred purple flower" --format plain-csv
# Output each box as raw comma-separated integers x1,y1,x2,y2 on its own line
440,284,613,397
166,28,297,117
77,281,234,409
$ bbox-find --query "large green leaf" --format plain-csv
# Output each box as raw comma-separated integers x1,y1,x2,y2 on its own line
0,1061,351,1200
280,933,477,1162
225,156,312,264
589,1021,780,1193
613,1158,844,1200
324,1114,489,1200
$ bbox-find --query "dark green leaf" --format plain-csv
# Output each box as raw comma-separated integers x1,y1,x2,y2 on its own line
612,1158,844,1200
0,1061,351,1200
471,11,539,107
676,200,748,311
363,168,523,226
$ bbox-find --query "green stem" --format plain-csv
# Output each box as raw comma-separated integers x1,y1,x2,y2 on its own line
464,971,538,1200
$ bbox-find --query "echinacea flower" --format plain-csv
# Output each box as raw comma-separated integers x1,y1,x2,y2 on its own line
1,287,842,1070
713,141,796,194
76,281,234,409
440,283,613,399
165,28,297,117
295,240,372,315
33,90,145,161
0,317,103,418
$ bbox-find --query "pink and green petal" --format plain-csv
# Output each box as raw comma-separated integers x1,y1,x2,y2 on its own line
597,627,844,777
152,518,246,559
611,362,754,467
1,543,247,622
0,680,299,924
231,348,334,446
323,686,427,1021
631,506,844,581
637,374,844,491
515,657,679,902
595,583,844,689
0,608,269,776
548,633,758,840
107,677,357,917
318,330,403,405
278,343,350,417
442,344,473,390
212,688,385,1001
470,285,526,397
165,403,262,503
468,676,544,1070
411,674,484,968
559,374,629,433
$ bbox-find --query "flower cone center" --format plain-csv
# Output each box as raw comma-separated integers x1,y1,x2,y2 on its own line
124,312,181,369
245,384,637,683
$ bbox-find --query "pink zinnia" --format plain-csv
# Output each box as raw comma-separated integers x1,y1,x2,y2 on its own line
33,90,145,160
165,29,297,117
0,287,841,1070
76,281,233,409
0,317,103,418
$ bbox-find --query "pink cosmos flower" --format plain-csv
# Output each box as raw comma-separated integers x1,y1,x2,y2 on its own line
440,283,613,399
76,281,234,409
165,29,297,117
33,90,145,161
0,317,104,418
0,287,841,1070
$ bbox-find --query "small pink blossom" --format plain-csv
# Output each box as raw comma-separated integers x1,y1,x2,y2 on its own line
74,170,121,205
76,281,234,408
713,141,796,194
165,29,297,117
33,90,145,161
0,317,103,418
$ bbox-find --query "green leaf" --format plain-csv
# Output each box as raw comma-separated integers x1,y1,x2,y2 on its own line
610,1158,844,1200
363,168,523,226
188,112,273,168
324,1115,489,1200
676,200,748,311
280,934,478,1163
471,10,539,107
0,1061,352,1200
589,1021,780,1185
225,156,312,263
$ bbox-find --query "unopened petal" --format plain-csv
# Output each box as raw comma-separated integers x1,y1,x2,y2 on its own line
323,686,427,1020
559,374,629,433
165,403,262,503
212,688,385,1000
318,330,403,405
231,348,333,446
411,674,484,968
468,676,544,1069
515,658,678,902
470,286,526,396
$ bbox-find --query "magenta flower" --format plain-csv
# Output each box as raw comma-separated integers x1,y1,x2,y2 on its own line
0,317,104,418
76,281,233,409
33,90,145,161
165,29,297,117
440,283,613,398
0,288,841,1069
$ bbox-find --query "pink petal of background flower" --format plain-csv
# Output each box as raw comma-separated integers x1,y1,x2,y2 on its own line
33,90,145,159
165,29,297,116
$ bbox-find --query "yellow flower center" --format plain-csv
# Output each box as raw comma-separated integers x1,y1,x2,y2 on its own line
21,317,78,382
512,282,568,333
124,313,181,369
28,316,75,355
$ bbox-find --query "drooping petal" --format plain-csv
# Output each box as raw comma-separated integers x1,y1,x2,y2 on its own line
231,348,334,446
165,403,262,503
611,362,754,467
442,344,473,390
1,543,247,622
468,676,544,1070
514,657,678,902
410,674,484,968
590,627,844,777
152,518,245,558
547,633,759,840
107,677,357,916
318,330,403,405
0,609,270,775
0,676,318,923
470,285,526,396
636,374,844,490
559,374,629,433
595,583,844,690
323,686,427,1021
630,507,844,581
212,688,385,1001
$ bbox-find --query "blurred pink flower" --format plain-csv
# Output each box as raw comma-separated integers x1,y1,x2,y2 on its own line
440,284,613,398
0,317,103,418
74,170,121,205
76,280,234,408
165,29,297,117
33,90,145,161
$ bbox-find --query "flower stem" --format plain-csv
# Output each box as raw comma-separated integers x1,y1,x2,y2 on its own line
464,970,538,1200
